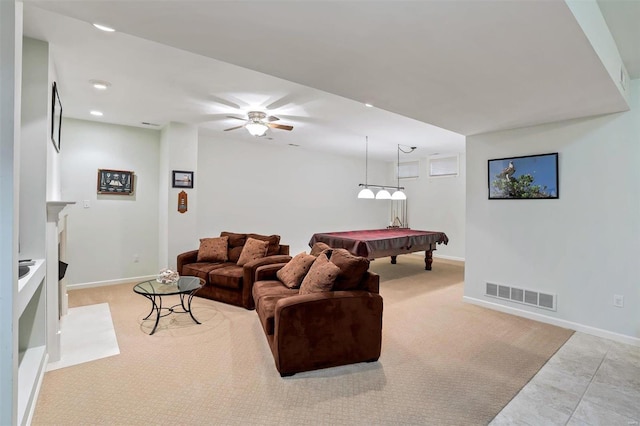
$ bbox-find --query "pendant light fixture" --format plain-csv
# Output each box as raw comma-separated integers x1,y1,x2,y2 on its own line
392,144,407,200
357,136,375,199
357,140,415,200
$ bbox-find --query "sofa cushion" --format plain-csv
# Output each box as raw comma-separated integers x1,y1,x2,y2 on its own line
252,280,299,310
197,236,229,262
227,246,244,263
220,231,247,247
299,253,340,295
330,248,370,291
182,262,228,283
208,265,244,290
310,242,332,257
276,252,316,289
237,237,269,266
248,233,281,256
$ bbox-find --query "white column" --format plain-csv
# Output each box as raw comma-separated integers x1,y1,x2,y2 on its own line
159,122,198,270
45,201,74,362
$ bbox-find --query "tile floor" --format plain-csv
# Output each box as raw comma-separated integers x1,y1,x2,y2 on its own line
46,303,120,371
491,332,640,426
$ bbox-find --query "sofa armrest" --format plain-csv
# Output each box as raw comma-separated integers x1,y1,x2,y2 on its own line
242,254,293,309
255,263,289,281
176,249,199,274
272,291,383,375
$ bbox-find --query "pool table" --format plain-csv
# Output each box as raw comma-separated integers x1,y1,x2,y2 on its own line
309,228,449,270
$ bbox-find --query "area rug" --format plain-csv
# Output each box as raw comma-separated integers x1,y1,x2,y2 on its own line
32,256,573,425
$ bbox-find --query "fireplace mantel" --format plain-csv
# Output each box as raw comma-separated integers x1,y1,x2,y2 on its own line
45,201,75,362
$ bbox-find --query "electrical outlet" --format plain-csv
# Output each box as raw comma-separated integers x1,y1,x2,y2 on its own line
613,294,624,308
133,254,139,263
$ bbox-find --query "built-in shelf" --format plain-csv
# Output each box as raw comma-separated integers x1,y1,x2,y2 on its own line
17,259,45,317
17,345,47,425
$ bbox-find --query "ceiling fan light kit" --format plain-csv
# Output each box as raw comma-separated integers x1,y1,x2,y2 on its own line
224,110,294,136
245,122,268,136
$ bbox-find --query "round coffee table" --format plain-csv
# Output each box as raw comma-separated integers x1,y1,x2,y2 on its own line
133,276,204,335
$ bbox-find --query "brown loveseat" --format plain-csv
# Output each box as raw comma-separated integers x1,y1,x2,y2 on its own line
252,246,383,376
177,232,290,310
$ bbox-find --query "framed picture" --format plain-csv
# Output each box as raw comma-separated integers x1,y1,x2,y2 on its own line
172,170,194,188
97,169,134,195
51,82,62,152
488,153,558,199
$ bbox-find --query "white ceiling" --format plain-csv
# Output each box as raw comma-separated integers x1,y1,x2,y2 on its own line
21,1,639,161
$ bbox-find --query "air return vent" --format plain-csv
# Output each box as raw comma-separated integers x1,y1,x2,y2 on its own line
485,282,556,311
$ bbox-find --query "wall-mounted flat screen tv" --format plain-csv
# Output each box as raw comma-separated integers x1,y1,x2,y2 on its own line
488,153,559,199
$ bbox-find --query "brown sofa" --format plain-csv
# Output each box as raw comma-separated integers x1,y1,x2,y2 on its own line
177,232,290,310
252,248,383,377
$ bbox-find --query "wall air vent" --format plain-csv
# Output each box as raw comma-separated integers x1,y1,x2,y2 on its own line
485,282,556,311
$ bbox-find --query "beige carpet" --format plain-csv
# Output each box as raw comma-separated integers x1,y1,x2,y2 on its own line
33,256,573,425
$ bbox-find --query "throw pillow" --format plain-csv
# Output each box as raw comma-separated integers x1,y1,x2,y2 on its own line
330,248,370,291
276,252,316,289
310,241,332,257
248,233,281,256
237,237,269,266
299,253,340,295
197,236,229,262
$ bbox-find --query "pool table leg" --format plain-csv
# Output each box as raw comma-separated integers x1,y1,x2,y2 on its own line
425,250,433,270
390,255,397,264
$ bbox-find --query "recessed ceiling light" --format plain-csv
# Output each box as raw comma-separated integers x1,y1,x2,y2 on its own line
90,110,103,117
90,80,111,90
92,23,115,32
364,103,374,108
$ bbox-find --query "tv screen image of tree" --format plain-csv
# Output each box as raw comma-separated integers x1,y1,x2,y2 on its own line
488,153,558,199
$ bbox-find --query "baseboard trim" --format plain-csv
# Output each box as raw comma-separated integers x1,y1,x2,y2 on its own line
463,296,640,347
406,252,465,263
68,275,156,290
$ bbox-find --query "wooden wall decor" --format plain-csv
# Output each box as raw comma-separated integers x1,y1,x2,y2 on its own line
178,190,188,213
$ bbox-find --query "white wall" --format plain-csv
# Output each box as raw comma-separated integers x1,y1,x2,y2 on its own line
465,79,640,344
60,119,161,285
0,2,23,423
402,154,466,261
196,135,390,255
19,37,48,260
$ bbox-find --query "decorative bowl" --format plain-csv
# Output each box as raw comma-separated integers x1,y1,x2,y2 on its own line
156,268,179,284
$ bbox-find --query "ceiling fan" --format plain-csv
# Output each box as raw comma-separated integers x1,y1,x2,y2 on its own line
224,111,293,137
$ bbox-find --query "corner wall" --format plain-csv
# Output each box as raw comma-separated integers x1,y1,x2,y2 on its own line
465,79,640,343
402,154,466,261
60,118,160,285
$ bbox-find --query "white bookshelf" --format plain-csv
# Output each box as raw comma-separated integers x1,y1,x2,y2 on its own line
17,259,46,316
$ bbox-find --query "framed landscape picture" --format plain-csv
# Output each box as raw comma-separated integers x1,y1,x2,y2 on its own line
172,170,194,188
97,169,134,195
488,153,558,199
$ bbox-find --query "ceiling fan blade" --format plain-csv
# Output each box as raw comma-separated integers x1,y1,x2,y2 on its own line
226,115,247,121
223,125,245,132
267,123,293,131
266,115,280,122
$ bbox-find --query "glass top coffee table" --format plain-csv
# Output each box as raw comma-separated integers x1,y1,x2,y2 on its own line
133,276,204,335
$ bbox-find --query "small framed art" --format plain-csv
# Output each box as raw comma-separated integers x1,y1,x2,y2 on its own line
172,170,194,188
97,169,134,195
488,153,558,199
